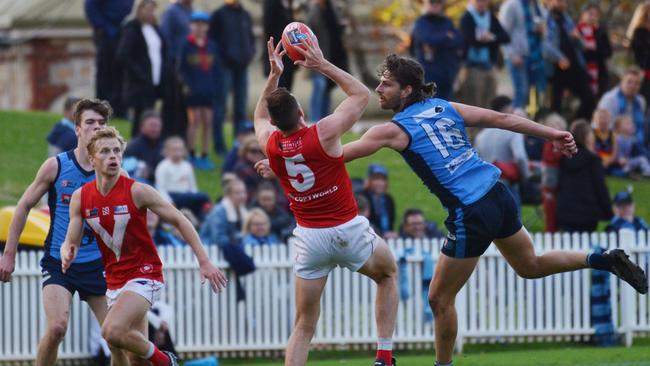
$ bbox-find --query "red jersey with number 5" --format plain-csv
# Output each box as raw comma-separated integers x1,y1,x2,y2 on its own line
266,125,357,228
80,175,163,290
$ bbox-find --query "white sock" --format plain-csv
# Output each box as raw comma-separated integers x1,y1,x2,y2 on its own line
143,341,155,359
377,338,393,350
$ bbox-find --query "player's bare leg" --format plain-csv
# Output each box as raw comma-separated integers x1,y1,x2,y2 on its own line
102,291,173,366
494,227,590,277
126,315,151,366
35,285,73,366
357,240,398,365
495,227,647,292
285,276,328,366
86,295,128,366
428,255,478,365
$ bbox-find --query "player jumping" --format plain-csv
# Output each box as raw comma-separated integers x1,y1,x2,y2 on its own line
254,37,399,366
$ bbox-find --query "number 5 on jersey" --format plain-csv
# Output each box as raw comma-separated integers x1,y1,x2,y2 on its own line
284,154,315,192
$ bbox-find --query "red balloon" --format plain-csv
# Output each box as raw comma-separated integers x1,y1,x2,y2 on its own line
281,22,317,62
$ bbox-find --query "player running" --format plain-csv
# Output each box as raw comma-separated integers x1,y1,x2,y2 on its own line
341,54,648,366
60,127,227,366
254,38,399,366
0,99,127,366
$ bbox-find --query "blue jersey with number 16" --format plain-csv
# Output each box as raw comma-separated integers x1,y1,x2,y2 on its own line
392,98,500,208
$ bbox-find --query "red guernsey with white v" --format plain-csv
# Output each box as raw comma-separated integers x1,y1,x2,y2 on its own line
80,175,164,290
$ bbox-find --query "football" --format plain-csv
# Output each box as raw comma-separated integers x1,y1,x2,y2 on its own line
281,22,317,62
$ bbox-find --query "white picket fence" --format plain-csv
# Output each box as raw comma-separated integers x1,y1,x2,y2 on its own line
1,230,649,361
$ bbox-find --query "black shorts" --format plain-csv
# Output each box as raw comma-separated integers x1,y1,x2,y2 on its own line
41,256,107,301
441,181,523,259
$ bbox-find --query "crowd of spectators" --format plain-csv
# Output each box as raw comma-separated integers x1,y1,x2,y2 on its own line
58,0,650,253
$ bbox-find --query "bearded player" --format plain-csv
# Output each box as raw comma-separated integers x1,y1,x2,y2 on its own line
253,37,399,366
60,127,227,366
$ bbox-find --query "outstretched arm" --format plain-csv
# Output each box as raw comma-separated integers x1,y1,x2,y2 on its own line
342,123,408,162
1,158,57,282
254,37,285,154
293,38,370,147
132,183,227,293
452,102,578,157
61,190,84,273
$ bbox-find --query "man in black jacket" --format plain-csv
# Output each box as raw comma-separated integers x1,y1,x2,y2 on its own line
209,0,256,154
263,0,296,90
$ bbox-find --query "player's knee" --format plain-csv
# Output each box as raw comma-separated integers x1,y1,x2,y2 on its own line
101,323,127,348
294,312,318,336
514,260,542,279
428,293,453,315
46,321,68,343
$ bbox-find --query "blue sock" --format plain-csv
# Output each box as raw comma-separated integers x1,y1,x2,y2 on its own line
587,252,613,271
435,362,453,366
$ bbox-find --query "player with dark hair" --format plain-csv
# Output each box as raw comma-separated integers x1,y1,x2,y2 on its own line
61,126,227,366
341,54,648,366
0,99,129,366
256,53,648,366
254,38,399,366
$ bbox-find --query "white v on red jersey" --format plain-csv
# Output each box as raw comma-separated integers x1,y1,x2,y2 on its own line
80,176,163,290
266,125,357,228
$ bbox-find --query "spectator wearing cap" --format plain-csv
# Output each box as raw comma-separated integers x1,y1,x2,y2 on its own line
47,97,81,157
223,120,255,174
605,191,649,233
361,164,396,238
180,11,218,171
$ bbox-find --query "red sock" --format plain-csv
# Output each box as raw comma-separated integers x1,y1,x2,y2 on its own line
148,346,170,366
376,349,392,365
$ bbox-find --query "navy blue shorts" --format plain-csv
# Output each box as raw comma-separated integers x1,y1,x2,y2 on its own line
441,181,523,259
41,256,107,301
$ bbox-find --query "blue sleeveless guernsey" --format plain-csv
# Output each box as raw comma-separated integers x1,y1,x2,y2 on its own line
44,151,101,262
392,98,500,208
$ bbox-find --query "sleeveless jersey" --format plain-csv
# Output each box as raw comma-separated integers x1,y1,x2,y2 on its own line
45,151,101,263
393,98,500,208
266,125,357,228
80,175,163,290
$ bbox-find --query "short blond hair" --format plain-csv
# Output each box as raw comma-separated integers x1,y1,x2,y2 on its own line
87,126,126,156
242,208,271,236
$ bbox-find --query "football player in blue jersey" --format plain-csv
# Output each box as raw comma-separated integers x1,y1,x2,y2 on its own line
0,99,127,366
341,54,648,366
253,53,648,366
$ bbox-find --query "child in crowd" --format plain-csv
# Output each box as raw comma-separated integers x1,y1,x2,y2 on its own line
592,109,617,171
180,11,218,170
612,116,650,177
541,113,567,232
155,136,210,220
242,208,279,246
361,164,397,238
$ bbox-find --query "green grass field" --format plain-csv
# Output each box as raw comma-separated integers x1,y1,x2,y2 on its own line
217,340,650,365
1,110,649,232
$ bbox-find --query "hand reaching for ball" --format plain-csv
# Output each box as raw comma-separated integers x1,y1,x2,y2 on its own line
292,37,325,69
267,37,287,78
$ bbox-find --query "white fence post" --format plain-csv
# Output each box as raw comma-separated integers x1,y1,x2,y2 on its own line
618,229,637,347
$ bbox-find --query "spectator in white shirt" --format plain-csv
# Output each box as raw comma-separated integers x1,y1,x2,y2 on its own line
155,136,210,220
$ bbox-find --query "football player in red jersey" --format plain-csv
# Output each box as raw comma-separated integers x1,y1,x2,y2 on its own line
61,127,227,366
253,37,399,366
